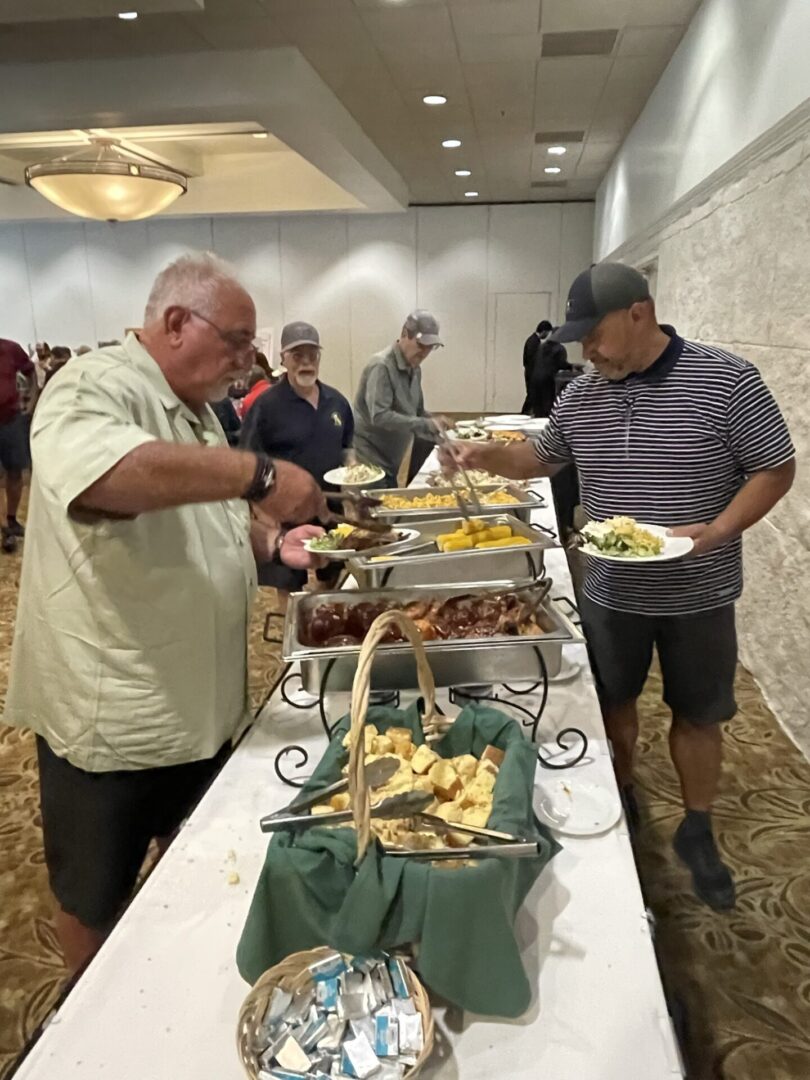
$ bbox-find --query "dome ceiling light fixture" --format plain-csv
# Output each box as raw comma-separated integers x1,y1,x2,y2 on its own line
25,138,187,222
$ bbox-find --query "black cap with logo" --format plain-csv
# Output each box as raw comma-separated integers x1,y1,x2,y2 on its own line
550,262,651,343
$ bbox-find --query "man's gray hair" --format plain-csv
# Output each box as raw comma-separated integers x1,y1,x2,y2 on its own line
143,251,243,325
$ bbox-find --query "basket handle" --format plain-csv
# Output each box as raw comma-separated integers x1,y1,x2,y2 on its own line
348,609,438,863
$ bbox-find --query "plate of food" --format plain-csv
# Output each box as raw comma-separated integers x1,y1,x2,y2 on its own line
323,463,385,487
488,429,526,443
304,523,420,560
446,423,489,442
579,516,693,562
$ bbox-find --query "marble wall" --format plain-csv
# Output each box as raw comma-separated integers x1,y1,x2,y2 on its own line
652,135,810,754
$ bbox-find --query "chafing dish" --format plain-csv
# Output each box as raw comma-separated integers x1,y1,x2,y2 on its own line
348,514,557,588
281,580,582,692
365,483,546,524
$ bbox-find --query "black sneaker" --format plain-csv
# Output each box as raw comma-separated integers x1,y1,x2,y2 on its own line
1,527,17,554
673,816,736,911
5,518,24,538
620,784,641,832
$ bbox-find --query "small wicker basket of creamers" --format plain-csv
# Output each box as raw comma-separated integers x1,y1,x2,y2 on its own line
236,611,560,1053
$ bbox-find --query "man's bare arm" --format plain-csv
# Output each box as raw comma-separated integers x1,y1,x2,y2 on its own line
75,442,257,517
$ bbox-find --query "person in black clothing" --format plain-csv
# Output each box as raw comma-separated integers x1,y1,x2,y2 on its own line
240,320,354,609
522,319,572,417
211,394,241,446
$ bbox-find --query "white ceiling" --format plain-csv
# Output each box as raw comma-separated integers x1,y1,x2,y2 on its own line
0,0,702,206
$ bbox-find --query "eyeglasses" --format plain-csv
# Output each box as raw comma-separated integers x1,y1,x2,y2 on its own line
188,309,259,357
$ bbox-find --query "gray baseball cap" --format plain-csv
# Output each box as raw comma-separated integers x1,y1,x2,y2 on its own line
280,320,320,352
404,309,443,347
551,263,651,343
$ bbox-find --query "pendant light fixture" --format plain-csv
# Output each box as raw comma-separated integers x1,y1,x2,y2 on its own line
25,138,187,222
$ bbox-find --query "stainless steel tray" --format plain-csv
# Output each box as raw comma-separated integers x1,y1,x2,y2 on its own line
365,483,545,523
348,514,557,589
282,580,582,691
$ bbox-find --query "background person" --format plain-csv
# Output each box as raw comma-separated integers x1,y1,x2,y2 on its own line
353,309,445,488
3,253,326,975
241,320,353,610
443,262,795,912
522,319,571,417
0,335,37,546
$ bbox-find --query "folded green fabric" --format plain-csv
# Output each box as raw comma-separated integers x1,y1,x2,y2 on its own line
237,702,560,1017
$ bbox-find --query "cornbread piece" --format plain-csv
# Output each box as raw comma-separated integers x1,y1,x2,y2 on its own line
461,805,491,828
428,760,462,801
433,800,463,824
330,792,351,811
453,754,477,781
372,734,395,756
410,744,439,775
481,745,505,767
387,727,414,759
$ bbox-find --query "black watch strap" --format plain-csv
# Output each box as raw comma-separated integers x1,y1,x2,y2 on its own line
243,454,276,503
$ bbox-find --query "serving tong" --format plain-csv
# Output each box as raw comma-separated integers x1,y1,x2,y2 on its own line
261,790,434,832
260,755,400,831
321,490,393,536
428,416,484,522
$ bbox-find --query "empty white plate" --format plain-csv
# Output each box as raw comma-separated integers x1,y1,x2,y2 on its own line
535,777,621,836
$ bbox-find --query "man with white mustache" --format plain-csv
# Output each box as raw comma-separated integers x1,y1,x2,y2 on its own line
241,321,354,608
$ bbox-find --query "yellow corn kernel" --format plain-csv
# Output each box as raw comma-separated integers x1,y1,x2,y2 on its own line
482,525,513,541
461,518,486,535
441,536,475,552
475,536,532,549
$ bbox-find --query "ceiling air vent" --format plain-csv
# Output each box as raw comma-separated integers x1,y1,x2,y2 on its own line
531,180,566,190
534,130,585,145
541,29,618,57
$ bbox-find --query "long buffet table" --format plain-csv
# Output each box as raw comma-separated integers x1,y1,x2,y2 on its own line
12,440,684,1080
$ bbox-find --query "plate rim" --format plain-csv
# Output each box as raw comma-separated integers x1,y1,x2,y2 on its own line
322,465,385,486
303,525,419,558
581,521,693,563
535,779,622,836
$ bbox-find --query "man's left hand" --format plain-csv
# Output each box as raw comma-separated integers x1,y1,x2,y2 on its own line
669,522,718,556
279,524,329,570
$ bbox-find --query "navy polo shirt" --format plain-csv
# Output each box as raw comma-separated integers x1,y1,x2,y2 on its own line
239,377,354,487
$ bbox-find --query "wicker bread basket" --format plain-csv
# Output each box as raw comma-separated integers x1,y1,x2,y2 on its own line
238,611,441,1076
237,946,435,1078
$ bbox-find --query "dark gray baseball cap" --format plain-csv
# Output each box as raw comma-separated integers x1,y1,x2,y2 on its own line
280,321,320,352
404,309,443,347
551,263,651,343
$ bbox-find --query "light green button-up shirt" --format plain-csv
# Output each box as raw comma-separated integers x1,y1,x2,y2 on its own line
3,334,256,772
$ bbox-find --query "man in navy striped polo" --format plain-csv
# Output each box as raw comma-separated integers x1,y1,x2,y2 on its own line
447,263,795,910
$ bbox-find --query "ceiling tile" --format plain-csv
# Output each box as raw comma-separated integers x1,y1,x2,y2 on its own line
617,24,685,59
455,31,542,63
449,0,540,38
534,56,611,127
542,29,618,57
541,0,631,33
626,0,701,27
187,15,288,48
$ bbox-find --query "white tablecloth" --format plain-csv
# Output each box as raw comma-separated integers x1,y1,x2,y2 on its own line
13,444,684,1080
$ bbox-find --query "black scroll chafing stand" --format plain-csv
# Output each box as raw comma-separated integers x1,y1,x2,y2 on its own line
262,594,588,790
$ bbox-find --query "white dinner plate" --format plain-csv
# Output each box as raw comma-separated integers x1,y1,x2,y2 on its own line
447,429,489,442
304,526,420,560
323,465,385,487
535,778,622,837
581,522,693,563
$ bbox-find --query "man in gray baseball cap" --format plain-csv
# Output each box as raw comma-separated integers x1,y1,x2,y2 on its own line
441,260,796,912
353,309,445,486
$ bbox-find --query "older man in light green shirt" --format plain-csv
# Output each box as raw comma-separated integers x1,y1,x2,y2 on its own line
3,252,327,974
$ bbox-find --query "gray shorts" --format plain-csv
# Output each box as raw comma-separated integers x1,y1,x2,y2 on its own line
579,595,737,726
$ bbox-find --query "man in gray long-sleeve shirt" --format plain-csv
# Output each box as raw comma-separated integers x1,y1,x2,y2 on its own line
352,309,444,486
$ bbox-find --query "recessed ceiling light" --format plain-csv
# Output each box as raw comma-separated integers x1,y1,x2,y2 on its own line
423,95,447,106
442,139,462,149
544,166,561,174
455,169,471,177
117,10,138,18
252,132,268,139
547,145,567,155
464,191,479,198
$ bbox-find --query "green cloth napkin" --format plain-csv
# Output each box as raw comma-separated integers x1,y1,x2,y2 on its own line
236,702,560,1017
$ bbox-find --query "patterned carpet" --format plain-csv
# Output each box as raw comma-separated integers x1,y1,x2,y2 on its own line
0,538,809,1078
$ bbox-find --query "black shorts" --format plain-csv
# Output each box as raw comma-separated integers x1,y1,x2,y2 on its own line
0,413,30,472
36,736,230,931
579,596,737,726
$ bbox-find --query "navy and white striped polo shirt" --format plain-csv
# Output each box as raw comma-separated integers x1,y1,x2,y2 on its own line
534,327,795,616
